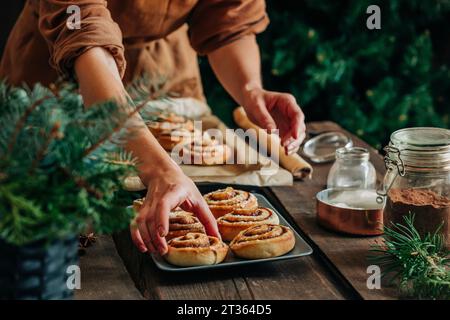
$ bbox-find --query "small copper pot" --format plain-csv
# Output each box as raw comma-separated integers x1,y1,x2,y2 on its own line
316,189,384,236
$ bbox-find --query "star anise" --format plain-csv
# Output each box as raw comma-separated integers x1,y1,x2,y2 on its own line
79,232,97,249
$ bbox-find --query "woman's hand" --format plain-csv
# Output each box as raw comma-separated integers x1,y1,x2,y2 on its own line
207,36,305,155
242,87,306,155
130,164,220,255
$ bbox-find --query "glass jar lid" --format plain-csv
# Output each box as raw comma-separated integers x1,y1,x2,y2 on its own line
391,127,450,150
388,127,450,172
303,132,353,163
336,147,370,161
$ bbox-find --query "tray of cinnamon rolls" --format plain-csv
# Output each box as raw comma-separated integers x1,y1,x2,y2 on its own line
133,185,313,271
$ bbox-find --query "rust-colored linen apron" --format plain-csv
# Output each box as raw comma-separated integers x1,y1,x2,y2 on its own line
0,0,269,101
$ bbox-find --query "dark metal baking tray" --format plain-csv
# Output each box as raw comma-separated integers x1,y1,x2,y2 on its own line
150,184,313,272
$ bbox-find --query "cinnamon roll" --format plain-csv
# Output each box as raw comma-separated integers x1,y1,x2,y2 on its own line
132,201,205,241
164,233,229,267
146,113,195,151
230,224,295,259
167,210,206,240
217,207,280,241
181,134,232,165
204,187,258,218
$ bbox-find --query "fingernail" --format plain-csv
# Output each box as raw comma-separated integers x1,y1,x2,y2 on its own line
140,246,148,253
267,125,276,133
158,226,166,237
284,137,294,146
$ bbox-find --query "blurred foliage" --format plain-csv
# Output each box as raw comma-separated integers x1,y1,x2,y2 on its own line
0,81,158,245
200,0,450,149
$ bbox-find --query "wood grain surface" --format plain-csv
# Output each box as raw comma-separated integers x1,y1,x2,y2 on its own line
113,229,349,300
80,121,398,300
269,121,397,300
75,235,143,300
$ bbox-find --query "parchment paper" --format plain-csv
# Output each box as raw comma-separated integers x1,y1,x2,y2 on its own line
123,98,293,191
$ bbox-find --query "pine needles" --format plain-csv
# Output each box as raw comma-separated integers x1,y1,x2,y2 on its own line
0,80,160,245
369,214,450,300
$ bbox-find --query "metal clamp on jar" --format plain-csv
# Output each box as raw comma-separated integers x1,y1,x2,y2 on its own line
377,127,450,248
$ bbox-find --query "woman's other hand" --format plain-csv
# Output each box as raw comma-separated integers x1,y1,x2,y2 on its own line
207,36,305,155
242,87,306,155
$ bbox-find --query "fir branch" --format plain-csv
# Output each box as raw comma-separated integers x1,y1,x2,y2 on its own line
369,214,449,300
0,79,161,245
29,121,61,174
5,95,51,156
82,98,152,157
0,184,46,246
48,83,61,98
102,151,138,167
126,73,167,103
60,166,104,200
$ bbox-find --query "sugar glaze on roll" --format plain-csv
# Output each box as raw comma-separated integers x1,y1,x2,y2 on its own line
164,233,228,267
217,207,279,241
204,187,258,218
230,224,295,259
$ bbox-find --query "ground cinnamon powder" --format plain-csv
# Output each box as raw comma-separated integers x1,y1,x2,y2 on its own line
384,188,450,248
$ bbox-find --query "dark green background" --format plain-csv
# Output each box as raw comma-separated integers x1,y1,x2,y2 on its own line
200,0,450,149
1,1,449,149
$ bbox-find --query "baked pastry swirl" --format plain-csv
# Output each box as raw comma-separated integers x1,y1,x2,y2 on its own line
181,134,231,165
132,200,205,241
204,187,258,218
146,113,194,136
230,224,295,259
146,113,195,151
217,207,280,241
164,233,229,267
167,210,206,240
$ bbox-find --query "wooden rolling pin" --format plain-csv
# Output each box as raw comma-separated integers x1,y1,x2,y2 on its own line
233,107,312,180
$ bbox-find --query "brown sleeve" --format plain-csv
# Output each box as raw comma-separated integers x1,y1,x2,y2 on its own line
188,0,269,55
37,0,126,77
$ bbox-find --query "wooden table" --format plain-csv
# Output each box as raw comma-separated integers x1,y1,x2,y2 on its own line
76,121,397,300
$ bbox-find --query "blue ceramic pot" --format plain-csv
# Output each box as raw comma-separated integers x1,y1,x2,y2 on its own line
0,236,78,300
